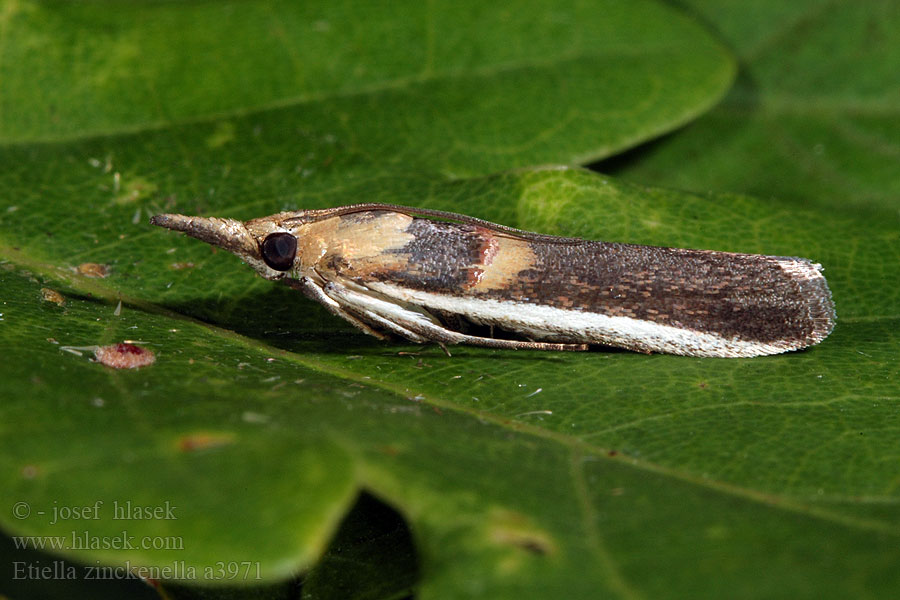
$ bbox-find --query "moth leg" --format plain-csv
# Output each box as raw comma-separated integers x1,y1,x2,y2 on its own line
285,277,392,341
323,282,588,352
331,301,433,345
305,280,431,344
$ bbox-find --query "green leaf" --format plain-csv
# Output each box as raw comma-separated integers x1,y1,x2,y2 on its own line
3,163,900,598
6,1,898,599
599,0,900,213
0,0,734,171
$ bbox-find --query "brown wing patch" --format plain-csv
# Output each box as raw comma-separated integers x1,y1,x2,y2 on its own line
337,219,515,293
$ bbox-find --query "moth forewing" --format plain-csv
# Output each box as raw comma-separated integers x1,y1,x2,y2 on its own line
150,204,835,357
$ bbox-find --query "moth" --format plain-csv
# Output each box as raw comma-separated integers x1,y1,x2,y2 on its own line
150,204,835,357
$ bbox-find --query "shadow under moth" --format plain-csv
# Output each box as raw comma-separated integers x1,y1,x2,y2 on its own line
150,203,835,358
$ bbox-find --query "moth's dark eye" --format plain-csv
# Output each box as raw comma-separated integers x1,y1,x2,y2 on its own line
260,232,297,271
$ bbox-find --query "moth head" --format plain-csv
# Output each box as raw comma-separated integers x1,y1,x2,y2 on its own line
149,213,299,280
